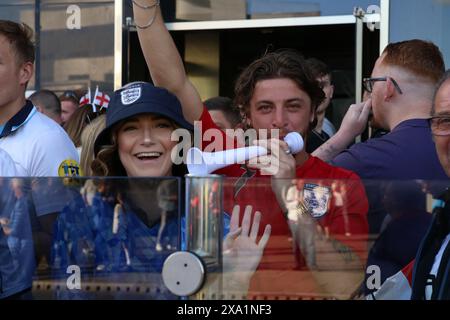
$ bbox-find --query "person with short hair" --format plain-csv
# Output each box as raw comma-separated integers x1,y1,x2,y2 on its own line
204,96,241,130
314,39,446,181
0,20,79,299
305,58,335,153
312,39,448,295
29,89,62,125
133,4,369,297
59,90,80,125
368,70,450,300
410,70,450,300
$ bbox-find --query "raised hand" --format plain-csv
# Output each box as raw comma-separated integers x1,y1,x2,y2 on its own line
223,205,271,292
338,98,372,141
312,99,372,162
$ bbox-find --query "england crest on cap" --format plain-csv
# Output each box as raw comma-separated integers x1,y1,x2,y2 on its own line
121,85,142,105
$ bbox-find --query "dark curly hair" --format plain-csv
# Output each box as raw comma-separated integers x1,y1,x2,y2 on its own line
234,49,325,129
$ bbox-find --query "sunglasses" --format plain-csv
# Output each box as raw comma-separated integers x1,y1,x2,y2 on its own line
63,90,79,100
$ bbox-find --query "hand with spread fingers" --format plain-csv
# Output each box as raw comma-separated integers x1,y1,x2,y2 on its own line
223,204,271,292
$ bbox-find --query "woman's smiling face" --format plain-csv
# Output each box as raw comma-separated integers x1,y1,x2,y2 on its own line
117,114,178,177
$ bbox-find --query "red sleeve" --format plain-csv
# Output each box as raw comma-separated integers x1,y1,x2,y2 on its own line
199,106,239,151
198,106,243,177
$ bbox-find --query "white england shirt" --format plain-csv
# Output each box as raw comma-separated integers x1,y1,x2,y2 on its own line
0,104,79,176
0,148,16,176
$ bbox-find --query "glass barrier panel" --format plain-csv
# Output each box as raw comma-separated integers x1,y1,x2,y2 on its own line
0,177,181,300
1,176,448,300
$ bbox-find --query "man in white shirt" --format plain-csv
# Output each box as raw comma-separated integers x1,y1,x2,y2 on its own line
0,148,16,176
0,20,79,299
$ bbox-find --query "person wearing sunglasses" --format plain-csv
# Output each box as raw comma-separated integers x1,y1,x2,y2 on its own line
59,90,80,125
0,20,80,299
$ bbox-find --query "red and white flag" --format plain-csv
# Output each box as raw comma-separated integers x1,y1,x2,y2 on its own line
93,86,110,110
79,87,91,107
367,260,414,300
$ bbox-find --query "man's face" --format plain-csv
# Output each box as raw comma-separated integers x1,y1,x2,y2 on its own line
316,75,334,114
61,100,78,124
0,35,26,112
209,110,234,130
248,78,314,139
368,55,389,129
432,79,450,177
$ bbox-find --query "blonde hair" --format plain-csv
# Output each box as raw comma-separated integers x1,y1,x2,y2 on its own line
80,114,106,176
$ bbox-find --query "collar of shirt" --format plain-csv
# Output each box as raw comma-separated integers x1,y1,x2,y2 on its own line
391,118,430,133
0,100,36,139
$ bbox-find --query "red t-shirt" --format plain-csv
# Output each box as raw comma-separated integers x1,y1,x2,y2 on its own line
199,107,369,297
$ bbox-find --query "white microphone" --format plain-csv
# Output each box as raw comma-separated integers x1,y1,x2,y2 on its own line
186,132,304,175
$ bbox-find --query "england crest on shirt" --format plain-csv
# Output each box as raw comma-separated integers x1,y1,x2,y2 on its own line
303,183,331,218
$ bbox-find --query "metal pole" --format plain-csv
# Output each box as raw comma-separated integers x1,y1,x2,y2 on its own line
34,0,41,90
380,0,390,54
114,0,123,90
354,8,364,105
184,174,223,299
185,174,223,271
355,19,363,105
353,7,365,143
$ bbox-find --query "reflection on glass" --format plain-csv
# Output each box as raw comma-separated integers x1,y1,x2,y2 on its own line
1,177,447,300
47,177,181,299
185,174,223,271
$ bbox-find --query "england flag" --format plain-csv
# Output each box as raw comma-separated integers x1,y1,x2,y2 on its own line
79,87,91,107
93,86,110,110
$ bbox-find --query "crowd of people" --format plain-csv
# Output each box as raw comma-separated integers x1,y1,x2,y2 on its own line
1,0,450,300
